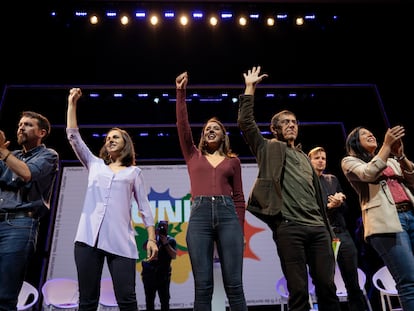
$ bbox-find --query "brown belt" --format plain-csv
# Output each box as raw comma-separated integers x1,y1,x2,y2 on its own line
395,202,413,213
0,211,34,222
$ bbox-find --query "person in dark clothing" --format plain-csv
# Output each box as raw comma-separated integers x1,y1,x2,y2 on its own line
237,66,340,311
308,146,367,311
141,220,177,311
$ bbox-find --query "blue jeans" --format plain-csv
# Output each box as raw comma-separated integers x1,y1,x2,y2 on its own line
0,217,38,311
275,219,341,311
335,230,367,311
368,210,414,311
74,242,139,311
186,195,247,311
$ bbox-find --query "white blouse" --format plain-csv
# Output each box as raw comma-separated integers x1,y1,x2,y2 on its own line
66,128,154,259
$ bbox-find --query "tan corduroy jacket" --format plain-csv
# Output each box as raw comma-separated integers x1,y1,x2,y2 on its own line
342,155,414,239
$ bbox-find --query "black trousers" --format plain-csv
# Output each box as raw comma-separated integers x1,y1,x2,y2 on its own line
74,242,138,311
141,265,171,311
275,219,341,311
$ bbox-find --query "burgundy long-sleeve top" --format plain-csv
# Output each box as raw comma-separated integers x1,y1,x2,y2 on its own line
176,88,246,229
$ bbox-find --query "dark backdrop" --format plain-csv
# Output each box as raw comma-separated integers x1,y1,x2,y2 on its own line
0,1,408,310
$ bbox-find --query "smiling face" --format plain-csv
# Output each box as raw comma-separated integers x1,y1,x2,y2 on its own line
203,120,224,149
358,128,377,154
105,129,126,157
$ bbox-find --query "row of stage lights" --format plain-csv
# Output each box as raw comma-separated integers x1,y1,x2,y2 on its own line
51,9,337,28
86,90,308,104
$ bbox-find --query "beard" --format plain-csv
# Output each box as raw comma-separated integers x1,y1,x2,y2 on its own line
17,134,27,145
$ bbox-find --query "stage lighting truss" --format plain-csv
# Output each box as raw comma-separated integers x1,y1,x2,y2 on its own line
51,4,341,31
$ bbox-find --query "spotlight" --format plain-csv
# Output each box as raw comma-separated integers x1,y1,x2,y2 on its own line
150,14,159,26
106,11,117,18
89,15,99,25
120,15,129,25
221,12,233,20
179,15,189,26
164,11,175,19
192,12,203,20
75,11,88,17
135,11,146,19
295,17,304,26
238,16,247,26
266,17,275,27
209,16,218,26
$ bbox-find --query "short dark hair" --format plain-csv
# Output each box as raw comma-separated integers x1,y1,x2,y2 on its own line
270,110,296,129
21,111,51,140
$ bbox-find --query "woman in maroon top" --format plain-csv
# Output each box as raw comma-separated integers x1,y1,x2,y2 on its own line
175,72,247,311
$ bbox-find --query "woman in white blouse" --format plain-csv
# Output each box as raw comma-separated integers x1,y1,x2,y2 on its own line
66,87,158,311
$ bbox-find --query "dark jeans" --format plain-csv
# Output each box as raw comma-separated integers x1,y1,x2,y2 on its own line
141,264,171,311
367,210,414,311
74,242,139,311
275,219,341,311
186,195,247,311
0,217,38,311
335,230,367,311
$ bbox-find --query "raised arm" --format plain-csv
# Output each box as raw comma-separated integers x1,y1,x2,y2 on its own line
238,66,268,156
175,72,196,161
67,88,82,129
66,88,94,167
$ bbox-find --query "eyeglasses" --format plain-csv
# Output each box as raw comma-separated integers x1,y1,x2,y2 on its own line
279,119,298,126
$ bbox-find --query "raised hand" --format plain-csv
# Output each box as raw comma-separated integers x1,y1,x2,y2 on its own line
0,130,11,150
176,72,188,89
384,125,405,150
243,66,268,86
68,88,82,105
243,66,268,95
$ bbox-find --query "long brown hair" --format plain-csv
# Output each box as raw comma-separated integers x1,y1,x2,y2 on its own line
345,126,374,162
198,117,237,158
99,127,136,166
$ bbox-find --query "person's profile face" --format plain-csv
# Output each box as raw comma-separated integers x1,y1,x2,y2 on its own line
17,116,44,146
105,129,126,153
358,128,377,154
